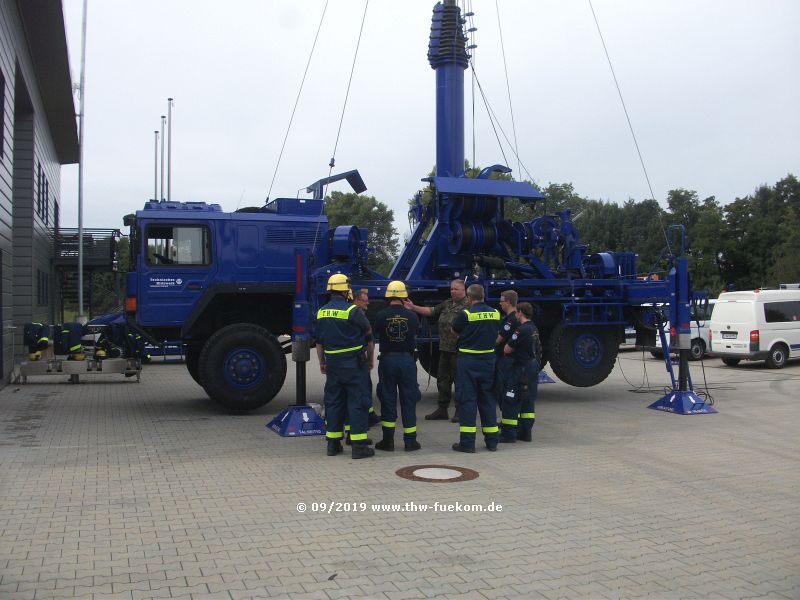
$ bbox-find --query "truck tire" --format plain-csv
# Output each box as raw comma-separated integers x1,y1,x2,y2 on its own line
199,323,287,411
721,358,740,367
765,343,788,369
185,344,202,385
547,322,617,387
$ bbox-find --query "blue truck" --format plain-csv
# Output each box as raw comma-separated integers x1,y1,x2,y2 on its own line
123,0,673,411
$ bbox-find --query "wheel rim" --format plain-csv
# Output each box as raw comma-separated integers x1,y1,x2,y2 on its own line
573,333,603,368
223,348,265,389
691,341,703,360
773,349,785,365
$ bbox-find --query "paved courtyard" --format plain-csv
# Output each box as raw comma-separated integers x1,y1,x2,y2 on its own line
1,350,798,599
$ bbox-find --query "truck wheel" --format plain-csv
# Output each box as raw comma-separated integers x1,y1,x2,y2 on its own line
765,343,788,369
650,349,665,359
547,322,617,387
689,338,705,361
722,358,740,367
199,323,287,411
185,344,202,385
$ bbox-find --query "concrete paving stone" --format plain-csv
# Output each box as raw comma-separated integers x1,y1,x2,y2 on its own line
0,582,19,595
230,588,270,600
93,592,134,600
383,590,428,600
17,579,56,593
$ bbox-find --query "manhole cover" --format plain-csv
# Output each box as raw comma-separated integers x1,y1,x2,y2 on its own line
396,464,479,483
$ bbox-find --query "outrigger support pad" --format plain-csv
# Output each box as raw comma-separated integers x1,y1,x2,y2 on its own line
648,389,717,414
267,405,326,437
538,370,556,384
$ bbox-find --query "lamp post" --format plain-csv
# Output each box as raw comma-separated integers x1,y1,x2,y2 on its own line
153,130,159,200
160,115,166,200
76,0,88,324
167,98,173,201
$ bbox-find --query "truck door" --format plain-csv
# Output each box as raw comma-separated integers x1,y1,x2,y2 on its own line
137,223,215,327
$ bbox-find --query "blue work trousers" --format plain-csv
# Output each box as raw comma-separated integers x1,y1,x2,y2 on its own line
377,353,421,441
494,355,513,406
455,353,499,449
500,359,539,439
324,357,370,442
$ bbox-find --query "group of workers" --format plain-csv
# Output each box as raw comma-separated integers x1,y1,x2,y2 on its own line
315,275,541,459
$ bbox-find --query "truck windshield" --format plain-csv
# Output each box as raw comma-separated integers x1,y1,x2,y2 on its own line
146,225,211,266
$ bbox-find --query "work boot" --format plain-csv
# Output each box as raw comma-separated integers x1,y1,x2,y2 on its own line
375,427,394,451
450,413,459,423
326,440,343,456
485,445,497,452
517,429,532,442
499,436,516,444
345,434,373,446
452,442,475,454
404,440,421,452
425,406,448,420
351,441,375,459
368,411,382,427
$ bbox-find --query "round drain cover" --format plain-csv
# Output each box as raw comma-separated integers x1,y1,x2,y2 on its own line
396,464,479,483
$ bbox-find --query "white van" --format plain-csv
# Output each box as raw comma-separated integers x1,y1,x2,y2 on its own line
653,299,716,360
709,289,800,368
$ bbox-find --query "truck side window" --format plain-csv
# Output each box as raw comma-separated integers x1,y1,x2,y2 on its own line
146,225,211,266
764,301,800,323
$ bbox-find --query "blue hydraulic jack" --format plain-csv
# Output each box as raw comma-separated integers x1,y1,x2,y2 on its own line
648,240,716,415
267,250,326,436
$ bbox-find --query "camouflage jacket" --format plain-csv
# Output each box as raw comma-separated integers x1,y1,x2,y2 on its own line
432,297,469,353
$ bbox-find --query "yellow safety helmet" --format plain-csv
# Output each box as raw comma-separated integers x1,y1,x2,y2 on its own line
327,273,351,292
385,280,408,298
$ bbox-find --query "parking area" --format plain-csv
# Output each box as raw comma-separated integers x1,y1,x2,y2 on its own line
1,351,798,599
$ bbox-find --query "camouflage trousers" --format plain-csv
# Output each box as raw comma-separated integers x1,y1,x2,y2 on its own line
436,350,458,409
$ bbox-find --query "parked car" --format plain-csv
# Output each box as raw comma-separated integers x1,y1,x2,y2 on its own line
709,289,800,368
651,299,716,361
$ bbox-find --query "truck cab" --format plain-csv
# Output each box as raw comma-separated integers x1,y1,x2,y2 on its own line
125,198,338,410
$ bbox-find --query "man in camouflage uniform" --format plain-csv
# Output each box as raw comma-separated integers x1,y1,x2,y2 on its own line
403,279,468,422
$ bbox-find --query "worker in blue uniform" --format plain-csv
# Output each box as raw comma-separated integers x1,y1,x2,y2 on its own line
374,281,422,452
315,273,374,459
494,290,519,406
501,301,541,443
342,289,379,445
451,284,500,453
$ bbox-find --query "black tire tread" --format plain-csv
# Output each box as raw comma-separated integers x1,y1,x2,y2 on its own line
547,322,617,387
198,323,287,411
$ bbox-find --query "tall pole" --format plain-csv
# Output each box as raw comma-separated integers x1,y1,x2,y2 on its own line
159,115,166,200
167,98,173,201
77,0,88,323
153,130,159,200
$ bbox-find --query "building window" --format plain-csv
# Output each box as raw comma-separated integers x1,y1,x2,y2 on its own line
36,269,49,306
44,178,49,225
36,161,41,217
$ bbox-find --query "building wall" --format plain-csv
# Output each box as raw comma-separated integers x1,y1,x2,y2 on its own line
0,1,67,384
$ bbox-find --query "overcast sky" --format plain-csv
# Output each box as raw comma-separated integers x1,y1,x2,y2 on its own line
59,0,799,237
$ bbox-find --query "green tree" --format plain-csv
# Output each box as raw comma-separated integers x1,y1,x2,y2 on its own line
325,191,399,275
